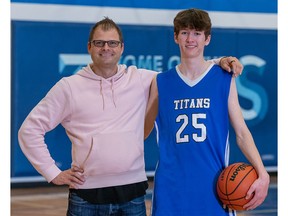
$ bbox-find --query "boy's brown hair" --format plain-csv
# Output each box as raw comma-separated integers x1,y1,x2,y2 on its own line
174,8,211,39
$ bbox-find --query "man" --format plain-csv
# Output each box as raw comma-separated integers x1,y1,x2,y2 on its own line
144,8,269,216
18,17,242,216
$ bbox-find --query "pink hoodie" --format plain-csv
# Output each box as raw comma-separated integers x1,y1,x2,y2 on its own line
18,64,156,189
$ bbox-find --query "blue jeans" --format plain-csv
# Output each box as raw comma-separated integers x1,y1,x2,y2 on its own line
66,191,147,216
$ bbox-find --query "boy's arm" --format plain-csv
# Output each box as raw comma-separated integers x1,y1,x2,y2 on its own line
144,76,159,139
228,78,270,210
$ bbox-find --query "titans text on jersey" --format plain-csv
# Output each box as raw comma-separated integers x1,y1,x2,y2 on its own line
174,98,210,110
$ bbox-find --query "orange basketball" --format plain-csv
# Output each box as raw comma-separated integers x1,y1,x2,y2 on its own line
216,162,258,211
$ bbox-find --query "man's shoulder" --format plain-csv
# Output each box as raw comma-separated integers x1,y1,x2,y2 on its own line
126,65,157,74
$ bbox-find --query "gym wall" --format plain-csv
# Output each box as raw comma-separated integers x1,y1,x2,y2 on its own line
11,0,277,182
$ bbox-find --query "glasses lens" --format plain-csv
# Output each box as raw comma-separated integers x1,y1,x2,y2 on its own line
107,41,120,47
93,40,105,47
91,40,120,48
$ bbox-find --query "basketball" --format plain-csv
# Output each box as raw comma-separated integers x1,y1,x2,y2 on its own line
216,162,258,211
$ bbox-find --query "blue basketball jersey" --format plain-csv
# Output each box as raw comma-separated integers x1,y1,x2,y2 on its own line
151,65,236,216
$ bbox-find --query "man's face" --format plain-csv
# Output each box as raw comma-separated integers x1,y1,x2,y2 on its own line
88,27,124,68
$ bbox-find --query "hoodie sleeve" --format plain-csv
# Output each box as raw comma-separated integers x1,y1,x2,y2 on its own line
138,69,158,99
18,78,72,182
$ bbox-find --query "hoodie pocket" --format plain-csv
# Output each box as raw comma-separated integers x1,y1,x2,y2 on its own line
84,131,143,176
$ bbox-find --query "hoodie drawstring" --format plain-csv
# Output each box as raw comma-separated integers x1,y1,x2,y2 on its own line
100,79,105,110
111,79,116,108
100,79,117,110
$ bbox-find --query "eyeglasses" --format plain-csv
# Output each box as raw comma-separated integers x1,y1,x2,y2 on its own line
90,40,122,48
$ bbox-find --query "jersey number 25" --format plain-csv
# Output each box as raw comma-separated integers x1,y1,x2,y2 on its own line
176,113,207,143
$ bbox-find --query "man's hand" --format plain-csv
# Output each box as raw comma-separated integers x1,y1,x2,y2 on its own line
220,56,243,77
51,166,86,189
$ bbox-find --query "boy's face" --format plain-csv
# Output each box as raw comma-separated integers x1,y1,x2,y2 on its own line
174,28,211,59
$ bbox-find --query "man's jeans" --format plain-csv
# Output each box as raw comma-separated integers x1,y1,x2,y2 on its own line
67,191,147,216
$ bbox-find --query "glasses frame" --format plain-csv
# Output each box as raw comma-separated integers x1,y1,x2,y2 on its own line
90,40,122,48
